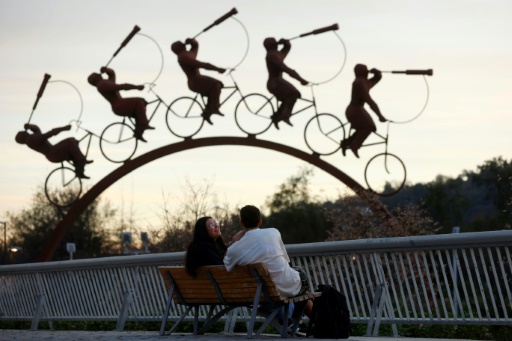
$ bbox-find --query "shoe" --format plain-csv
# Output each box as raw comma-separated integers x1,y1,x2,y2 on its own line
282,115,293,127
201,112,213,125
271,114,281,130
213,110,224,117
85,160,94,164
144,125,155,130
350,146,359,158
134,132,147,142
341,139,348,156
76,172,90,180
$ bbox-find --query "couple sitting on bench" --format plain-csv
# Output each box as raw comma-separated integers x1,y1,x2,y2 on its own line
159,205,318,337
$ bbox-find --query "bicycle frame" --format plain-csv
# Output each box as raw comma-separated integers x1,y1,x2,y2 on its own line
188,72,244,110
265,85,319,118
360,123,390,155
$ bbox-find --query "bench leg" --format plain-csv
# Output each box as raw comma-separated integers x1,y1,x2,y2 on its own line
199,306,238,335
159,285,175,336
247,282,263,338
255,307,281,337
167,306,193,335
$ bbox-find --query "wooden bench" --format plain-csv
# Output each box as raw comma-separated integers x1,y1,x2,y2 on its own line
158,263,321,337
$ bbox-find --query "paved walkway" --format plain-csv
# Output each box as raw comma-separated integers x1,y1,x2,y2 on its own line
0,330,481,341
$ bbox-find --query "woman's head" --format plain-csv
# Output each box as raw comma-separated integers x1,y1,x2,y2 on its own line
185,216,226,277
193,216,221,242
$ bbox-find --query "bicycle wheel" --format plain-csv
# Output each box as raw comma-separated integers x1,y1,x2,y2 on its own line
166,97,205,138
364,153,406,196
235,93,274,136
304,113,345,155
100,122,138,163
45,166,82,207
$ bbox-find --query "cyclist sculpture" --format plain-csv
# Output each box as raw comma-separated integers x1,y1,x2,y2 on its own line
87,67,154,142
170,38,226,125
342,64,387,158
15,123,92,179
264,37,308,129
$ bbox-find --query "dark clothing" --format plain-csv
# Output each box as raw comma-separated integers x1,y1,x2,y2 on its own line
185,240,226,276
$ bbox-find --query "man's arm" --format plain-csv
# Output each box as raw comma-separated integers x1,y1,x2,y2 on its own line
359,80,386,122
100,67,116,81
278,39,291,56
185,38,199,57
24,123,41,134
178,54,225,74
368,68,382,89
96,80,144,92
45,124,72,139
267,53,308,85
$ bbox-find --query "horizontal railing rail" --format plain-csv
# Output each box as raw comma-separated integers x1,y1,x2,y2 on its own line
0,230,511,336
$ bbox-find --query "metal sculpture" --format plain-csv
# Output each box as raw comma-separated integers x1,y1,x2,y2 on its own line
10,9,438,261
15,123,92,180
170,9,239,125
87,67,154,142
15,74,94,207
342,64,387,159
36,136,396,262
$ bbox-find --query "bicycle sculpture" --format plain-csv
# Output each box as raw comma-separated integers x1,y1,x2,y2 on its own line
235,23,347,141
343,68,434,196
89,25,165,163
167,8,255,138
14,74,94,207
16,8,436,209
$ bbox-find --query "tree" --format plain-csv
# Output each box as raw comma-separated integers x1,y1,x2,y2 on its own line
6,186,117,262
150,177,241,252
468,157,512,230
420,157,512,232
264,167,332,243
325,189,439,241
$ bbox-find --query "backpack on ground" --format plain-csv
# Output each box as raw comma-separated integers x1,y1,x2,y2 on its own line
307,284,351,339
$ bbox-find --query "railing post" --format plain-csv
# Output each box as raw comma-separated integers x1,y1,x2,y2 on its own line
116,289,133,331
30,293,46,330
451,226,460,328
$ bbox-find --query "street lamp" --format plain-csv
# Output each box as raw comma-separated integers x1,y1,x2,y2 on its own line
141,232,149,254
0,221,6,264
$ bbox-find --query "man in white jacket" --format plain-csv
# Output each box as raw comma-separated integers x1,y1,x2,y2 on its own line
224,205,312,315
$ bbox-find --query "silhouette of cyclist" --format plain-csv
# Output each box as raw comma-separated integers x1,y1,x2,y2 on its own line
171,38,226,125
342,64,387,158
87,67,154,142
15,123,92,179
263,37,308,129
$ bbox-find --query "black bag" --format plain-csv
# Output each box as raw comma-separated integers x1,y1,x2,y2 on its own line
307,284,351,339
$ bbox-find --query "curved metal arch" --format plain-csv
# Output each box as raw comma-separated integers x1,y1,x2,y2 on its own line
37,136,395,262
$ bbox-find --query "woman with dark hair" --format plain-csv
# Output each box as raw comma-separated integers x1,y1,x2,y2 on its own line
185,216,227,277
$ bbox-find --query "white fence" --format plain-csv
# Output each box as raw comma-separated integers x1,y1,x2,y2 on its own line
0,230,511,336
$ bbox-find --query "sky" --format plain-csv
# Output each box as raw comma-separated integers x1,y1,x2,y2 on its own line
1,0,511,231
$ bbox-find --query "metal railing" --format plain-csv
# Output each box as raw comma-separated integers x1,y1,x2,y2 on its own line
0,230,511,336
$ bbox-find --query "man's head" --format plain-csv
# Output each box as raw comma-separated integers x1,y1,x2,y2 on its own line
87,73,102,86
263,37,277,51
354,64,369,77
240,205,261,228
171,41,185,55
15,131,28,144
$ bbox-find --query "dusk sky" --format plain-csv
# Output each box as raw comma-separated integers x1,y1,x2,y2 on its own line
1,0,511,229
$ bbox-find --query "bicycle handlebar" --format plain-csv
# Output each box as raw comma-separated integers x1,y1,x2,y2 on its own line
288,23,339,40
32,73,51,110
382,69,433,76
194,8,238,38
